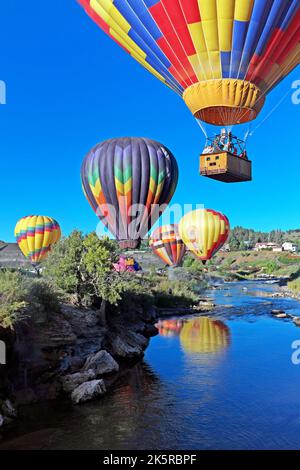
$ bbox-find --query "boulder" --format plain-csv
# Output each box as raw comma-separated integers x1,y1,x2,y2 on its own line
82,350,119,376
271,309,285,315
0,414,4,428
61,369,96,393
1,399,17,419
110,335,143,359
293,317,300,327
71,379,106,404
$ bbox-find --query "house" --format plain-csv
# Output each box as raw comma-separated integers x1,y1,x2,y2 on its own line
254,242,281,252
282,242,298,253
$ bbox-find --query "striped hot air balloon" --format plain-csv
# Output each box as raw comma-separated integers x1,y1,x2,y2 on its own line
15,216,61,265
149,224,186,267
179,209,230,263
81,137,178,249
78,0,300,126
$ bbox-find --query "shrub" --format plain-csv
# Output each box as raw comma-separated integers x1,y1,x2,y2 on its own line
24,278,62,321
0,270,27,328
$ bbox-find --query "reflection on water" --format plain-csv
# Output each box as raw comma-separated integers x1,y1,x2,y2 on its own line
157,317,230,355
1,281,300,450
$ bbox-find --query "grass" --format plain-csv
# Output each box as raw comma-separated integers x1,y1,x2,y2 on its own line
288,278,300,293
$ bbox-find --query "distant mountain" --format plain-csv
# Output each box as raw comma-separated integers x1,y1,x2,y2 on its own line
0,242,28,268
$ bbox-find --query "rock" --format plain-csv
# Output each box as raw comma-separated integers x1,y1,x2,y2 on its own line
111,335,143,359
1,400,17,419
198,301,215,311
0,414,4,428
137,306,158,323
59,355,85,374
293,317,300,327
62,369,96,393
271,309,285,315
275,313,288,319
82,350,119,376
71,379,106,404
142,324,159,338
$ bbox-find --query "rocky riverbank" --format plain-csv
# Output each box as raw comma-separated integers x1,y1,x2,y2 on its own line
0,302,159,430
0,296,216,431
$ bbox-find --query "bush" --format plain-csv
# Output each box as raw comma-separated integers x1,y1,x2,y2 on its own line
0,271,62,328
25,279,62,321
0,270,27,328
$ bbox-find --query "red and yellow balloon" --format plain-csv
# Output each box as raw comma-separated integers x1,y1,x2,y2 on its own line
149,224,186,267
179,209,230,263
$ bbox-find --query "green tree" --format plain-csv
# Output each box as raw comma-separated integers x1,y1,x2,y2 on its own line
44,230,86,304
83,233,121,302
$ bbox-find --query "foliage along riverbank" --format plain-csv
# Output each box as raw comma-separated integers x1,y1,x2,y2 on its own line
200,250,300,283
0,232,211,430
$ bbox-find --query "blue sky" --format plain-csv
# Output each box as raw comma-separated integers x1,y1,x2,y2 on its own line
0,1,299,242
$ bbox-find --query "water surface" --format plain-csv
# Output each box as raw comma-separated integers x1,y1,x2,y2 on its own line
1,281,300,450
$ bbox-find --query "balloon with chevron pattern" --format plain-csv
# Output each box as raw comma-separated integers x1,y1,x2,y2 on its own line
81,137,179,249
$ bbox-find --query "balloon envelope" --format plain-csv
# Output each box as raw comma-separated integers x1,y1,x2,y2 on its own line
15,216,61,265
179,209,230,263
78,1,300,125
150,224,186,267
81,137,178,249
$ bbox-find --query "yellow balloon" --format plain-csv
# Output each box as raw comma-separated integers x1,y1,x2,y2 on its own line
179,209,230,263
15,215,61,265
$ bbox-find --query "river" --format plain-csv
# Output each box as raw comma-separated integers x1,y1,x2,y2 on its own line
1,281,300,450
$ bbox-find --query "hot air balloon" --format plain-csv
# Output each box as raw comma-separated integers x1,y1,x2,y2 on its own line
78,1,299,126
81,137,178,249
180,317,230,355
149,224,186,267
15,216,61,265
179,209,230,264
78,1,300,183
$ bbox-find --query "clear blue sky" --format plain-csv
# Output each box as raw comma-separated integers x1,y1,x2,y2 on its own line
0,1,299,242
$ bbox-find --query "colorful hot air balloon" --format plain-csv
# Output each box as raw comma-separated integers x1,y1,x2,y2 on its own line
180,317,230,354
149,224,186,267
15,216,61,265
81,137,178,249
179,209,230,263
78,1,300,126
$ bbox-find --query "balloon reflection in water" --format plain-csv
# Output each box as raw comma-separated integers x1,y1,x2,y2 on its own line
157,317,230,355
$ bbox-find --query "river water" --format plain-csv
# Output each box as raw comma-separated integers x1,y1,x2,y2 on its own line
1,281,300,450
